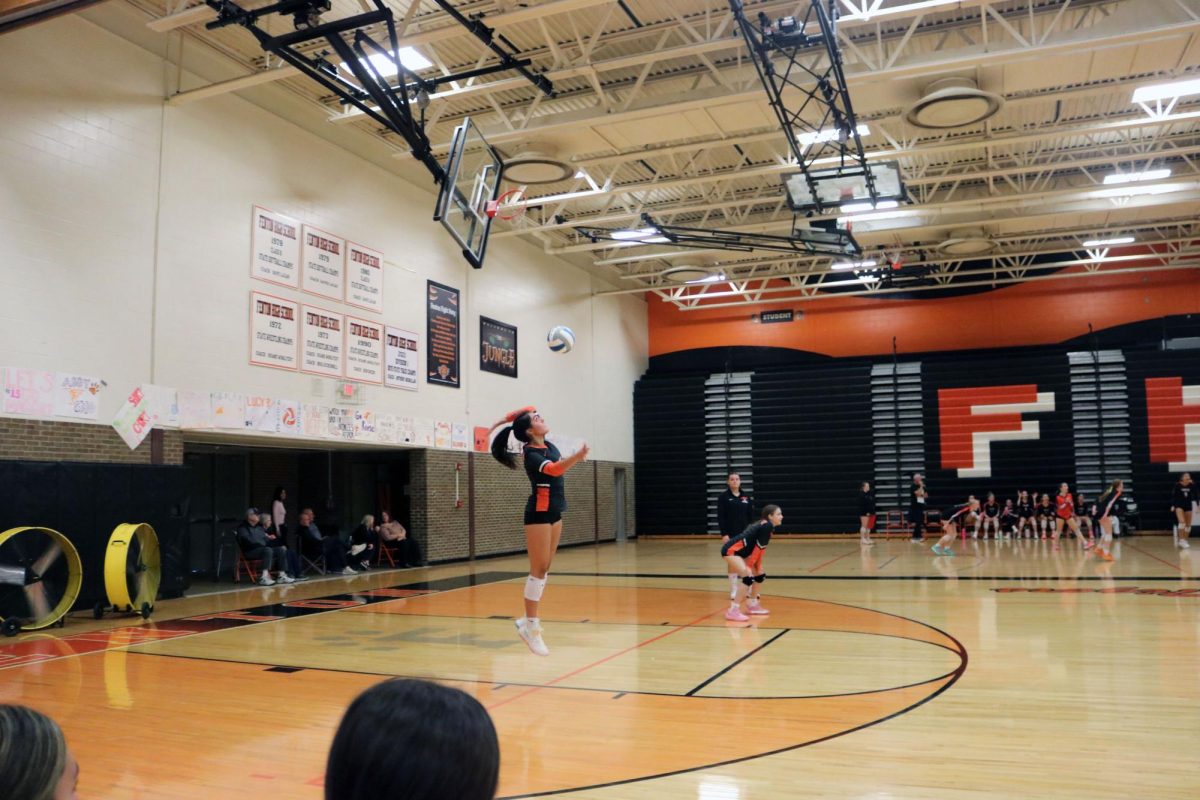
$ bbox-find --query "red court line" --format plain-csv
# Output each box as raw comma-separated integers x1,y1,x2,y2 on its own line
486,607,726,712
807,549,859,574
1123,542,1184,574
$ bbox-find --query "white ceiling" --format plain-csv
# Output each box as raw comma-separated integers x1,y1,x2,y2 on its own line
106,0,1200,306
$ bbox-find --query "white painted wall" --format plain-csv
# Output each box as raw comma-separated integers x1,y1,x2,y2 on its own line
0,16,646,461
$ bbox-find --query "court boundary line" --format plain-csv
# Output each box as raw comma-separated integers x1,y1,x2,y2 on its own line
550,571,1193,581
686,629,788,696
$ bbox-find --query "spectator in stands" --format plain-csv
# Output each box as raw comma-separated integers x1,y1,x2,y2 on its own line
349,515,378,571
272,486,289,537
378,510,424,567
236,507,294,585
0,704,79,800
298,507,354,575
261,511,306,580
325,679,499,800
909,472,927,543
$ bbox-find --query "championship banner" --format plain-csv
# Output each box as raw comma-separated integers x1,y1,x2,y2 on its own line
345,316,384,385
301,305,344,377
346,241,384,313
250,205,300,288
250,291,299,370
426,280,460,387
385,326,419,391
301,225,345,300
479,316,517,378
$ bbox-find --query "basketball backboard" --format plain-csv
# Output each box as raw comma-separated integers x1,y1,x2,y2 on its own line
783,161,907,213
434,118,502,269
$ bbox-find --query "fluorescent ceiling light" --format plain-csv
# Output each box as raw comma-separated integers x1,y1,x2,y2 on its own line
611,227,659,240
1131,78,1200,105
1103,169,1172,185
1082,237,1135,247
340,49,432,78
796,124,869,149
1093,183,1184,199
641,236,670,244
841,1,960,23
839,200,899,214
685,273,726,284
832,259,877,270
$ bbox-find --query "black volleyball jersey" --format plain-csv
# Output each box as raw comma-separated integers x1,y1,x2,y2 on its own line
1016,501,1033,517
859,490,876,515
1075,496,1092,517
524,442,567,511
1096,488,1122,519
945,504,973,525
717,489,754,536
1172,482,1195,509
983,501,1000,518
1036,502,1053,517
721,519,773,558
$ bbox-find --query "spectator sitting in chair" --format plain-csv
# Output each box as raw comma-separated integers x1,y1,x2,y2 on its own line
260,511,307,581
236,508,295,586
349,515,378,572
378,510,425,567
297,507,355,576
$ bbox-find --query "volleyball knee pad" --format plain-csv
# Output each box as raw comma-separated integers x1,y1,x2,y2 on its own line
753,573,765,584
524,574,547,602
741,576,755,586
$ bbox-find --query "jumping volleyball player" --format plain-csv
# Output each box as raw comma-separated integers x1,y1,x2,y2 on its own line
720,505,782,621
490,407,590,656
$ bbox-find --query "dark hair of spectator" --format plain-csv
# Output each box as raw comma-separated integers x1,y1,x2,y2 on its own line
0,704,68,800
325,679,499,800
273,485,286,502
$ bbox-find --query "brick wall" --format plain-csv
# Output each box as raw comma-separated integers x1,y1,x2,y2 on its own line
410,449,636,563
0,418,183,465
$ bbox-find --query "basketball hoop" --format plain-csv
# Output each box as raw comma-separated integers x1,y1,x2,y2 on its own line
486,187,528,222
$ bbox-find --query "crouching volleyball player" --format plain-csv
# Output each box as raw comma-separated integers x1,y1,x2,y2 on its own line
720,505,782,622
490,406,590,656
932,498,979,556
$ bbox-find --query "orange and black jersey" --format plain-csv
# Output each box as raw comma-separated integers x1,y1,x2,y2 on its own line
944,504,973,525
1096,488,1122,520
524,441,567,512
1172,482,1195,510
721,519,773,559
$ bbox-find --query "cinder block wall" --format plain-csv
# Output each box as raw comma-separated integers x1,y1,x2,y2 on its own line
0,419,184,465
410,450,635,562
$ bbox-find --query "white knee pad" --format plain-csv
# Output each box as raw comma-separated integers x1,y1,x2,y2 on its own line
524,574,547,602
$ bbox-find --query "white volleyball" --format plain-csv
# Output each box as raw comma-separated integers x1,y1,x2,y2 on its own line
547,325,575,353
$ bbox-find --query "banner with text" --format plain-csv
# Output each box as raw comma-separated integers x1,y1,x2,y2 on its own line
250,291,299,370
385,326,419,391
479,316,517,378
346,316,384,384
346,242,384,313
426,281,460,388
251,206,300,288
301,225,344,300
301,306,344,377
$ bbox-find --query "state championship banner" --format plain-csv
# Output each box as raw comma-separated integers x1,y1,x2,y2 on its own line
426,281,460,388
479,316,517,378
346,241,384,313
385,326,419,391
301,225,345,301
251,205,300,288
250,291,299,370
345,316,384,384
301,305,344,377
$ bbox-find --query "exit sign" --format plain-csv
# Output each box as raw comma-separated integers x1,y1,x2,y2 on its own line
759,310,794,324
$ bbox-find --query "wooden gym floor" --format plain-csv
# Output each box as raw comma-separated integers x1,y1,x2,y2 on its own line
2,536,1197,798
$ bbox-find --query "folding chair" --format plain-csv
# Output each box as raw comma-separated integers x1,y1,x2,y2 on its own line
236,550,264,583
376,541,400,567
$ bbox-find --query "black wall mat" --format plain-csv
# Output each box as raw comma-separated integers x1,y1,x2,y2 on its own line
0,461,191,608
633,373,709,534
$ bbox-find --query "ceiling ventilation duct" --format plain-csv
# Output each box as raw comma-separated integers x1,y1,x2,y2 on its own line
936,228,997,256
906,77,1004,129
501,141,574,184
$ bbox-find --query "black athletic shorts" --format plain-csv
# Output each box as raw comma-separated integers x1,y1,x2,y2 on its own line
524,497,563,525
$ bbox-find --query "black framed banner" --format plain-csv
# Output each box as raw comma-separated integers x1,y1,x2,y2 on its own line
426,280,460,387
479,316,518,378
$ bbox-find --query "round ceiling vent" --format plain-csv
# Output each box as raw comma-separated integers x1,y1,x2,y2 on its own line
906,77,1004,129
661,265,717,283
501,141,573,185
936,228,997,256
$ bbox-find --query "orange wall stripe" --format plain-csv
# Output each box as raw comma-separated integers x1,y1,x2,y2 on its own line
648,266,1200,358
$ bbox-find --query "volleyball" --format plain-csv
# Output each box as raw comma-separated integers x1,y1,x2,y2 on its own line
547,325,575,353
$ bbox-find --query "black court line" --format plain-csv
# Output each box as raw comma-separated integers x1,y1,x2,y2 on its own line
686,629,788,696
552,571,1193,581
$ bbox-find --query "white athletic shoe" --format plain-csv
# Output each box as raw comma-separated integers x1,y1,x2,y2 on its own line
276,573,295,584
515,617,550,656
257,574,275,586
342,566,358,575
1179,540,1191,549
